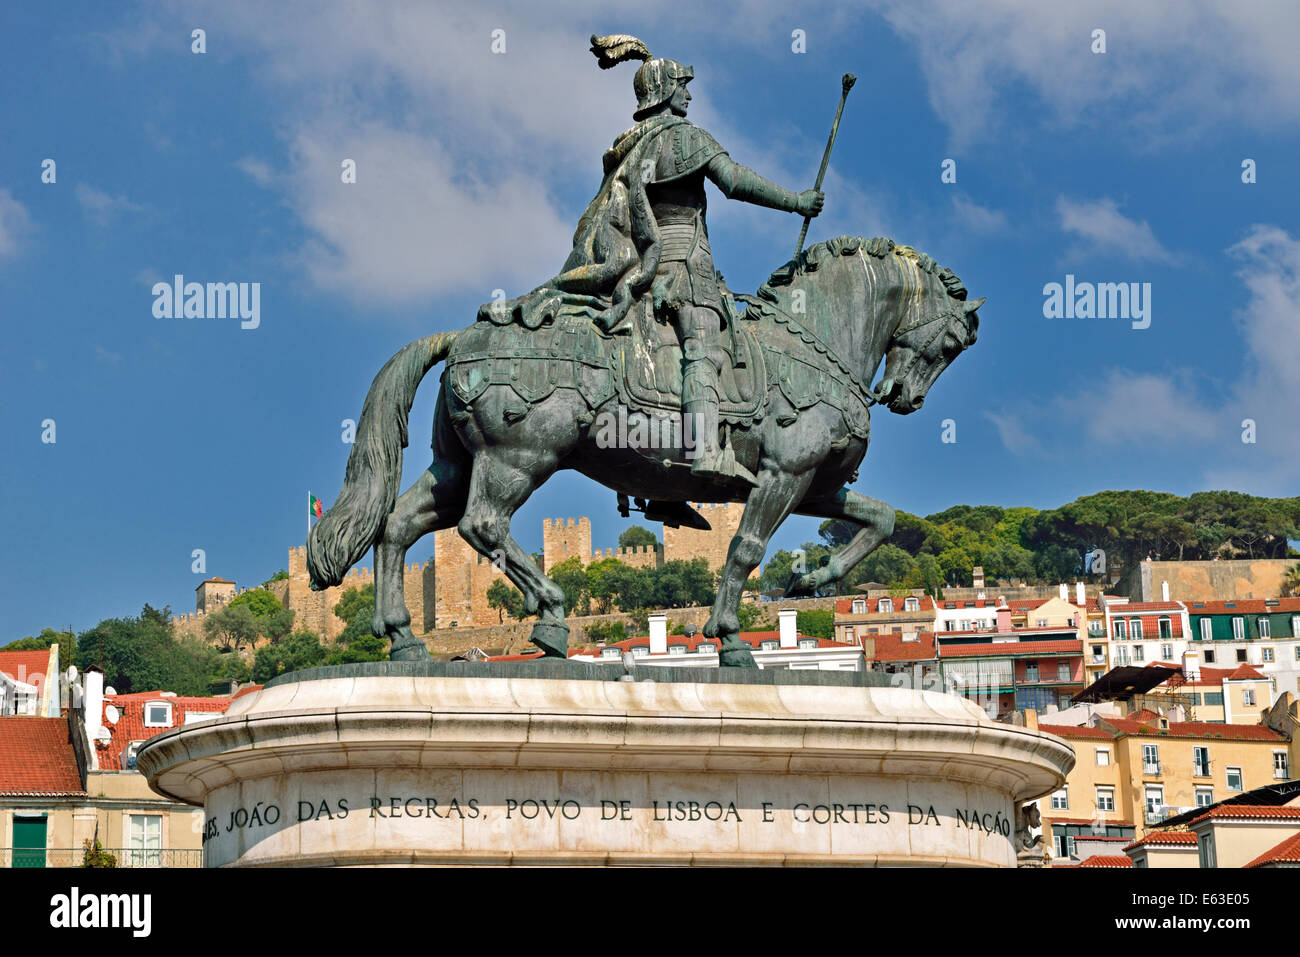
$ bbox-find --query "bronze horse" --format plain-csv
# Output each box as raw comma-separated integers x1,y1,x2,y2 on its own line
307,236,982,667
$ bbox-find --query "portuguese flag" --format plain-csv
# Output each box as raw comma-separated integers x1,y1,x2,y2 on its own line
309,493,323,518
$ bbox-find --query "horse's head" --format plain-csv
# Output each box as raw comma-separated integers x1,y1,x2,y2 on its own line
872,257,982,414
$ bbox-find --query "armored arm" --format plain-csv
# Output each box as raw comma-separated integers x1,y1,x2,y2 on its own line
707,154,820,216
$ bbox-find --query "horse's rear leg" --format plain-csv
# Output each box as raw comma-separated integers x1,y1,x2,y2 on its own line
374,457,468,661
706,467,815,667
457,449,569,657
787,487,895,597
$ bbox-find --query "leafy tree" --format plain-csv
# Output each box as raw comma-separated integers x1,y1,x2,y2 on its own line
75,606,217,696
1283,563,1300,599
736,602,764,632
587,559,652,613
486,579,525,622
648,558,715,608
325,633,387,665
81,839,118,868
203,604,259,653
264,569,289,583
854,543,916,585
5,628,75,666
795,609,835,640
549,558,590,615
209,651,251,691
333,584,376,646
253,630,328,682
586,620,628,644
618,526,659,549
229,590,294,643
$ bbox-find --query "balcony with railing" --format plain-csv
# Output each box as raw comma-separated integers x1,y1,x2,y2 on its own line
1142,761,1162,776
0,847,203,868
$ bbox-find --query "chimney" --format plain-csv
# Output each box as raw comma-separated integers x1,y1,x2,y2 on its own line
1059,583,1068,601
996,605,1012,632
648,615,667,655
779,608,798,649
1161,580,1170,602
1076,581,1085,606
82,667,104,769
1182,648,1200,682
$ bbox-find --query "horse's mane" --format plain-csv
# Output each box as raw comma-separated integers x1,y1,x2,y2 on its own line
753,235,969,305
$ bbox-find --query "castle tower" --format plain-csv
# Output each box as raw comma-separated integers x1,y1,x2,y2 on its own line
662,502,744,571
542,517,592,572
195,577,237,613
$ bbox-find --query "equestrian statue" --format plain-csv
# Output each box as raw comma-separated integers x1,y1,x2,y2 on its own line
307,35,983,667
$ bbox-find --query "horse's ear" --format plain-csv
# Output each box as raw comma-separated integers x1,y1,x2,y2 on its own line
964,297,986,314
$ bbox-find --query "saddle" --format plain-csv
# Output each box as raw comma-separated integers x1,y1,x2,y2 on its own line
610,295,766,427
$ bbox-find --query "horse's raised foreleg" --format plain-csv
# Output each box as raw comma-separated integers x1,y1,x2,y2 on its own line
373,457,468,661
706,468,815,667
457,448,570,657
787,487,895,596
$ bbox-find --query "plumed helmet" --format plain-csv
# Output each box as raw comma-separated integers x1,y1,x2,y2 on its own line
590,34,693,120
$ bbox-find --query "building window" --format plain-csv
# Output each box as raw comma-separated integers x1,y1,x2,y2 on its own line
1236,648,1248,663
1131,620,1143,639
1095,787,1115,812
1193,746,1210,777
1057,661,1070,682
1195,787,1214,808
1089,621,1105,637
1132,645,1145,662
600,647,621,659
1143,744,1160,775
696,643,715,654
1203,691,1223,706
128,815,162,868
1295,645,1300,661
1096,748,1111,766
1242,688,1256,706
760,640,778,651
878,599,893,614
1292,615,1300,638
1113,619,1127,639
1036,619,1048,628
1262,647,1274,663
1159,617,1172,639
1199,618,1212,641
631,646,648,658
852,599,866,614
1161,643,1173,661
1232,617,1245,640
868,628,878,635
1199,834,1217,868
944,619,955,631
144,702,172,727
1204,649,1216,664
904,597,919,612
1259,617,1271,638
1144,785,1165,821
1051,787,1068,810
1025,662,1039,682
1275,752,1290,780
668,645,687,656
1226,766,1243,791
798,638,817,650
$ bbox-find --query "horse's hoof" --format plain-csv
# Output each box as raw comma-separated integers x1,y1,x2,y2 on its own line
529,620,571,658
718,645,758,669
389,637,433,662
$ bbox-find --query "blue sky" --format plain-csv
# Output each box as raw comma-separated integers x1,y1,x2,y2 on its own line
3,1,1299,641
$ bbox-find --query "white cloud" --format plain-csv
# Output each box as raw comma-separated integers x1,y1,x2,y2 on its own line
951,194,1006,234
0,189,33,257
874,0,1300,147
984,411,1045,455
75,184,143,228
1073,371,1222,445
1056,196,1176,264
235,157,276,188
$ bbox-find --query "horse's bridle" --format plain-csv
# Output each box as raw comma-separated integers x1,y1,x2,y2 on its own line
876,304,972,400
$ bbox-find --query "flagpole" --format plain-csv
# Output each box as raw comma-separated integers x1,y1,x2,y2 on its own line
307,490,312,541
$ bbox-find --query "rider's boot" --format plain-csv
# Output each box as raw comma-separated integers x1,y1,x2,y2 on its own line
683,357,757,487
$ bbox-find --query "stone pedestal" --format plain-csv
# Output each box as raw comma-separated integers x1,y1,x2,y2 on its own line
138,666,1073,866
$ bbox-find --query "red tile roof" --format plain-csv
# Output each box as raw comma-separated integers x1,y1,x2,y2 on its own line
938,639,1082,659
867,631,937,662
1044,816,1134,827
96,692,234,771
0,717,84,796
835,596,935,615
1101,718,1286,741
1105,601,1184,613
1076,854,1133,868
1190,804,1300,825
1037,723,1117,740
1124,832,1198,851
0,649,53,688
1161,663,1269,688
1244,832,1300,867
1190,598,1300,615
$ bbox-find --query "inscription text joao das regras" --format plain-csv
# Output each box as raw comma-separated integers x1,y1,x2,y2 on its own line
203,795,1013,841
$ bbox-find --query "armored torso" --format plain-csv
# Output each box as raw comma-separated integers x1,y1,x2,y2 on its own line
647,124,727,312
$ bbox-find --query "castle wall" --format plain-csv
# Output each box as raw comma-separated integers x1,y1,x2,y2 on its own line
543,517,592,572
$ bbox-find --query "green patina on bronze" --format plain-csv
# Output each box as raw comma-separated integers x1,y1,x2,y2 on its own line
306,36,983,669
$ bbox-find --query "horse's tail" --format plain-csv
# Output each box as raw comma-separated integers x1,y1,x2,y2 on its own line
306,331,458,589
